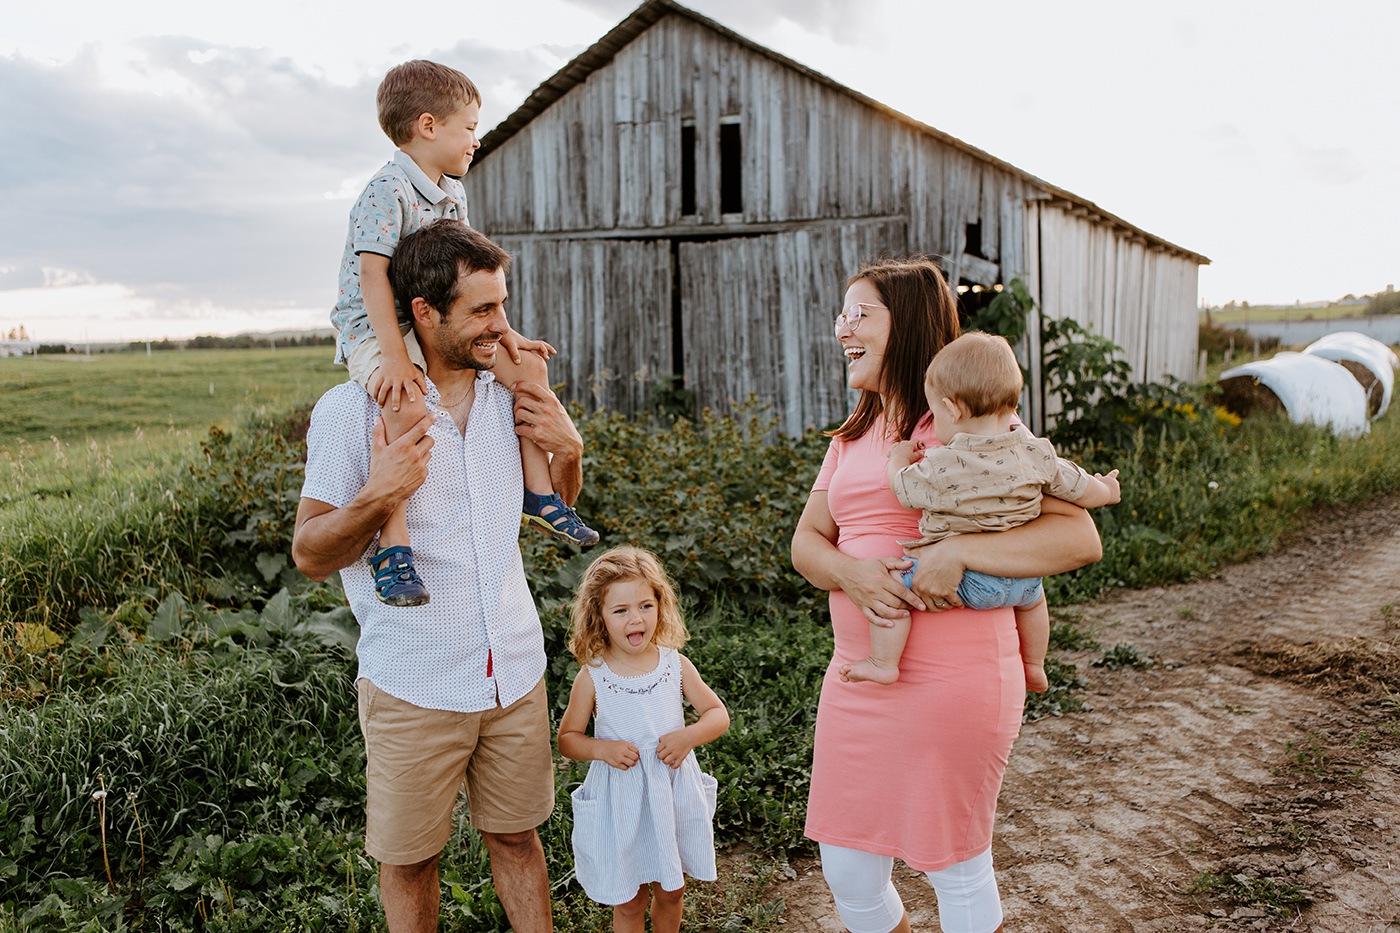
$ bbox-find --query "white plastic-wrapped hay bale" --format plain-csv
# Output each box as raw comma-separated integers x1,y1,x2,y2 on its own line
1302,331,1399,419
1218,352,1370,437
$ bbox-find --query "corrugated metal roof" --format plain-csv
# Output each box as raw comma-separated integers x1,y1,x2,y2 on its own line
476,0,1208,264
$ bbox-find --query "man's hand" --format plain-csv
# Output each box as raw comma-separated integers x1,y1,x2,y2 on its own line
600,740,640,771
511,381,582,458
368,411,435,503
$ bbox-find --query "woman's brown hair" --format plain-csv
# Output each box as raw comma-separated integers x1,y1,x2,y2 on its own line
831,257,961,442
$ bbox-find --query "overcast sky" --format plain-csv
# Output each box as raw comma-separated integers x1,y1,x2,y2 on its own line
2,0,1396,343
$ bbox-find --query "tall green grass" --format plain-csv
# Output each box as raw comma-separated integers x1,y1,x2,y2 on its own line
6,380,1400,930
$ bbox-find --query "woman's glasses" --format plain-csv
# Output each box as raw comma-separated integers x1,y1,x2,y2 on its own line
835,302,885,337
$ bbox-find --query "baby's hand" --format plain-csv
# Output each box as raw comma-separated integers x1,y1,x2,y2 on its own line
369,357,427,413
1096,469,1121,505
888,440,925,470
655,730,694,770
501,328,557,366
601,740,640,771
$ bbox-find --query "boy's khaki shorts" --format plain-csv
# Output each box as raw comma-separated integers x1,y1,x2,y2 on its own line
344,324,427,392
357,677,555,865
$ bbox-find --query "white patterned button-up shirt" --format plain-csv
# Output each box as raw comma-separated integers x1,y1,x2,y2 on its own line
300,374,545,712
330,150,470,364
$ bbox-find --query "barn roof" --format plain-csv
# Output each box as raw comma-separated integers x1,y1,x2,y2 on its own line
477,0,1208,264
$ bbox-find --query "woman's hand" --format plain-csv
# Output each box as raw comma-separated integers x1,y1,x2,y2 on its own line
836,556,926,626
905,536,969,610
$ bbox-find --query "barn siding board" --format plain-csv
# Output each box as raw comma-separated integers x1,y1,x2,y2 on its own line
462,4,1204,433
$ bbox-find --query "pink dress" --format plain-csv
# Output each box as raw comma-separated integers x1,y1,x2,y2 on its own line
804,414,1025,872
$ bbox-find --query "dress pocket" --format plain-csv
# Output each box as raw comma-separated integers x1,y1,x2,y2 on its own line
570,782,605,891
699,771,718,819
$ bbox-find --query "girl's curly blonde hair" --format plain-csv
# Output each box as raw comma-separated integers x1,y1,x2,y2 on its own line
568,546,688,665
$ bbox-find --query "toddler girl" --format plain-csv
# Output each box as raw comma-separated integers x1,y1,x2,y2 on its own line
558,546,729,933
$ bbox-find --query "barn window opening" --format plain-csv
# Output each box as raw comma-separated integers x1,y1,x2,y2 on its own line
955,278,998,330
964,221,984,259
719,119,743,214
680,123,697,216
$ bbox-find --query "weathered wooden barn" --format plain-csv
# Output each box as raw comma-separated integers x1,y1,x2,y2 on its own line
463,0,1208,433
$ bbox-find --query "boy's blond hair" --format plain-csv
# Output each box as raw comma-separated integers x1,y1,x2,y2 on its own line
568,546,689,666
925,332,1023,417
377,60,481,146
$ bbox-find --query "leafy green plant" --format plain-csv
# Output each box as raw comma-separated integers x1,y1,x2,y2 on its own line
1189,869,1311,914
1093,643,1154,670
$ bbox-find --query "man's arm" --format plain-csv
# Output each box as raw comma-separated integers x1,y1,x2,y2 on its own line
510,381,584,505
291,413,435,580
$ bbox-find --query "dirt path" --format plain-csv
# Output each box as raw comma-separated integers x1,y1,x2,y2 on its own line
770,495,1400,932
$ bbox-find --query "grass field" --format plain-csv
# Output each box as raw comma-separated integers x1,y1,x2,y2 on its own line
1203,302,1383,325
0,348,344,509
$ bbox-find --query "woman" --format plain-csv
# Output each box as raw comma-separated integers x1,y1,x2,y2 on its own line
791,258,1102,933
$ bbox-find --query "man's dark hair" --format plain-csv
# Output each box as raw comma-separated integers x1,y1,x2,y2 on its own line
390,220,511,316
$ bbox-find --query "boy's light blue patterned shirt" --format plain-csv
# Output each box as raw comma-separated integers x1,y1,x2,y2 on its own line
330,150,469,364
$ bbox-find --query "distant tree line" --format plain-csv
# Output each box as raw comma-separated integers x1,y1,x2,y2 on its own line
1366,290,1400,316
126,333,336,352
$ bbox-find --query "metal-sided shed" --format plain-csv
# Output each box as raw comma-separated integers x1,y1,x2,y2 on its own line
463,0,1209,434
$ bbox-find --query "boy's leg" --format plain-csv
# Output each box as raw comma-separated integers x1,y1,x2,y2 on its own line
496,352,599,547
1014,595,1051,693
348,332,431,605
839,617,910,685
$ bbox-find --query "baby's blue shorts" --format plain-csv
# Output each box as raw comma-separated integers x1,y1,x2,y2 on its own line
900,558,1043,610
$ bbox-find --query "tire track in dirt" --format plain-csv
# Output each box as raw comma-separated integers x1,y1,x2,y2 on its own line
769,495,1400,931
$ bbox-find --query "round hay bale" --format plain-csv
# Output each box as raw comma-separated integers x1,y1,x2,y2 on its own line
1218,374,1286,419
1218,353,1369,437
1335,358,1384,417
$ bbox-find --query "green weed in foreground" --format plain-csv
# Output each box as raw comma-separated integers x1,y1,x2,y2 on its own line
1189,869,1312,915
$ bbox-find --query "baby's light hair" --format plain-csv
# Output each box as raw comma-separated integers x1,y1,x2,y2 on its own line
568,546,688,666
925,332,1023,417
377,60,481,146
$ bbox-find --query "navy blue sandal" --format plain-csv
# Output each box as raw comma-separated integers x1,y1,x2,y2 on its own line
369,545,430,607
521,490,600,547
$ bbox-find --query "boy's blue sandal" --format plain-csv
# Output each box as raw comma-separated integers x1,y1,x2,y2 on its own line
522,489,600,547
369,545,430,607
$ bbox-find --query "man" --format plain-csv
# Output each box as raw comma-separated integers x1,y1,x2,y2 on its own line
292,219,578,932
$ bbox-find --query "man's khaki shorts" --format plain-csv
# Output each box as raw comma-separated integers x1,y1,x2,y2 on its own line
344,324,427,392
357,677,555,865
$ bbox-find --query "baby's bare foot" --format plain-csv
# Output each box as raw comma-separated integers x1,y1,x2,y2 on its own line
840,657,900,685
1024,662,1049,693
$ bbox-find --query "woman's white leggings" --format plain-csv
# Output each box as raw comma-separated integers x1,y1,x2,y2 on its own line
818,843,1003,933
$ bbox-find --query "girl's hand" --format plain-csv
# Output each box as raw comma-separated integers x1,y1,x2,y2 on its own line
601,740,640,771
837,556,925,626
368,357,427,413
655,730,694,770
501,328,557,366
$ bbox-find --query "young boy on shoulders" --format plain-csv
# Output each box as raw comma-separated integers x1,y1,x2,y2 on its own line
331,60,597,608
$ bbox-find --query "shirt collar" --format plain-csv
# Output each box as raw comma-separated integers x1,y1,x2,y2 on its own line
393,150,451,206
